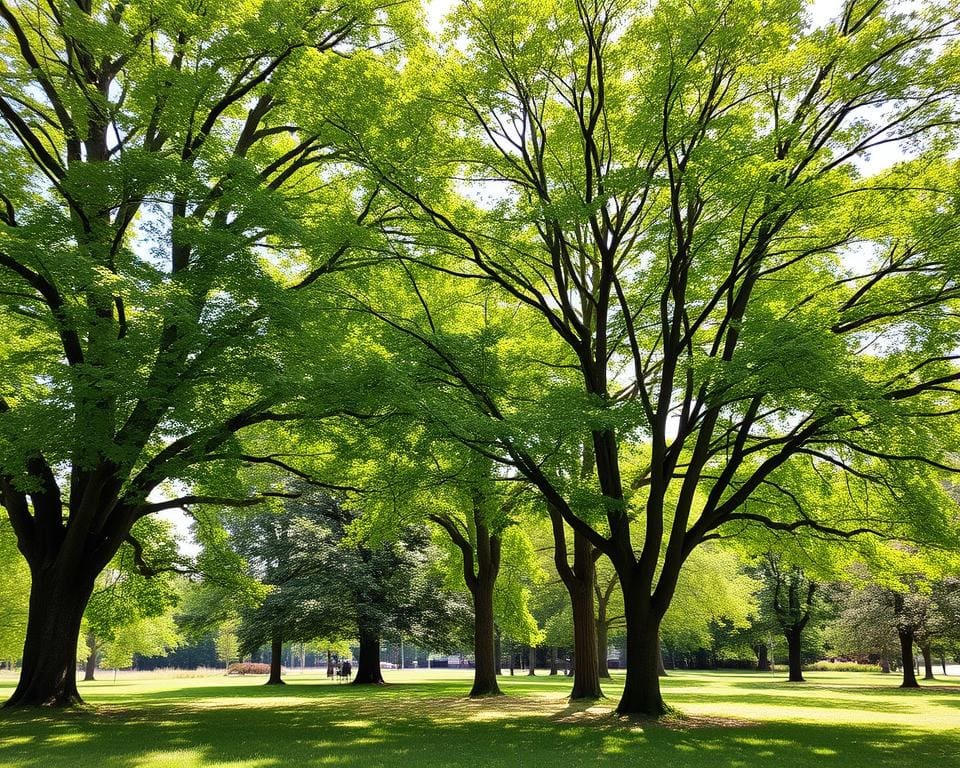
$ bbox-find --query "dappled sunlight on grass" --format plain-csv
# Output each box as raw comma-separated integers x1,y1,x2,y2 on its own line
1,670,958,767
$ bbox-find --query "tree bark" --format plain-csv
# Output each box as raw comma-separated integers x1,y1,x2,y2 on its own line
494,630,502,675
898,628,918,688
617,604,667,717
430,505,502,696
921,644,935,680
785,628,804,682
266,635,284,685
469,572,501,696
550,513,602,700
596,619,610,678
353,623,384,685
549,646,558,676
755,643,770,672
657,641,667,678
326,649,334,677
5,568,95,707
527,645,536,675
879,655,891,673
83,632,98,682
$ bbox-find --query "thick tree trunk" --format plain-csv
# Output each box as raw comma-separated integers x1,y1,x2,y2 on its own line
785,628,804,682
83,632,98,682
755,643,770,672
921,645,935,680
353,623,384,685
527,646,536,675
469,577,501,696
5,569,95,707
899,629,918,688
549,646,558,676
266,635,284,685
617,606,667,717
596,620,610,678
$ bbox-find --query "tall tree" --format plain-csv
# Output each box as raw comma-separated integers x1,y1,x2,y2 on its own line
325,0,960,715
0,0,406,706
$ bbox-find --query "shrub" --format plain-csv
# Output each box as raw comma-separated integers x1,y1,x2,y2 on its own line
226,662,273,675
804,661,881,673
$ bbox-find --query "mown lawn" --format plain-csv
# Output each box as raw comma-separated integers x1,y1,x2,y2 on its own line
1,669,958,767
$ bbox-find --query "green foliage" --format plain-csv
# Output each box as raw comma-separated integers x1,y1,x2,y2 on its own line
0,519,27,661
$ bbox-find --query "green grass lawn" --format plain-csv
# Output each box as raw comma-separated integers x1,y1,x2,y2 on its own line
1,669,958,767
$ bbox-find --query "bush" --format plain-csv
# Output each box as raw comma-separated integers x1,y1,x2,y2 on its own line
804,661,881,672
226,662,273,675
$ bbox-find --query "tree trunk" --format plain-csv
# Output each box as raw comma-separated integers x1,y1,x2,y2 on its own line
83,632,98,682
879,655,891,673
5,569,95,707
617,605,667,717
469,576,501,696
657,640,667,678
326,649,334,677
527,646,536,675
596,619,610,679
941,655,948,676
785,628,804,682
921,644,934,680
898,628,918,688
353,623,384,685
266,635,284,685
494,630,502,675
549,646,558,676
569,570,602,699
755,643,770,672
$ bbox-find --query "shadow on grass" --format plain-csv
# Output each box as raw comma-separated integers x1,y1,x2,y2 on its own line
1,683,959,768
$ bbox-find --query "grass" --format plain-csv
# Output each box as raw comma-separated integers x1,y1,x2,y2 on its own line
1,669,959,767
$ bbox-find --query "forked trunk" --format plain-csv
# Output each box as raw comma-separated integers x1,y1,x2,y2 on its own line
266,635,284,685
617,604,667,717
5,568,95,707
786,628,804,682
353,623,384,685
899,628,918,688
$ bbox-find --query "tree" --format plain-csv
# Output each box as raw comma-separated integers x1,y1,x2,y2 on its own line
755,555,820,682
0,0,410,706
79,517,183,680
325,0,960,715
229,493,353,685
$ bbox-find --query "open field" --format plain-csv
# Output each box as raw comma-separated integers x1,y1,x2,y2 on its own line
1,670,959,768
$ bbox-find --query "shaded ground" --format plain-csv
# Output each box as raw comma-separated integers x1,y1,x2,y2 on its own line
1,670,958,767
